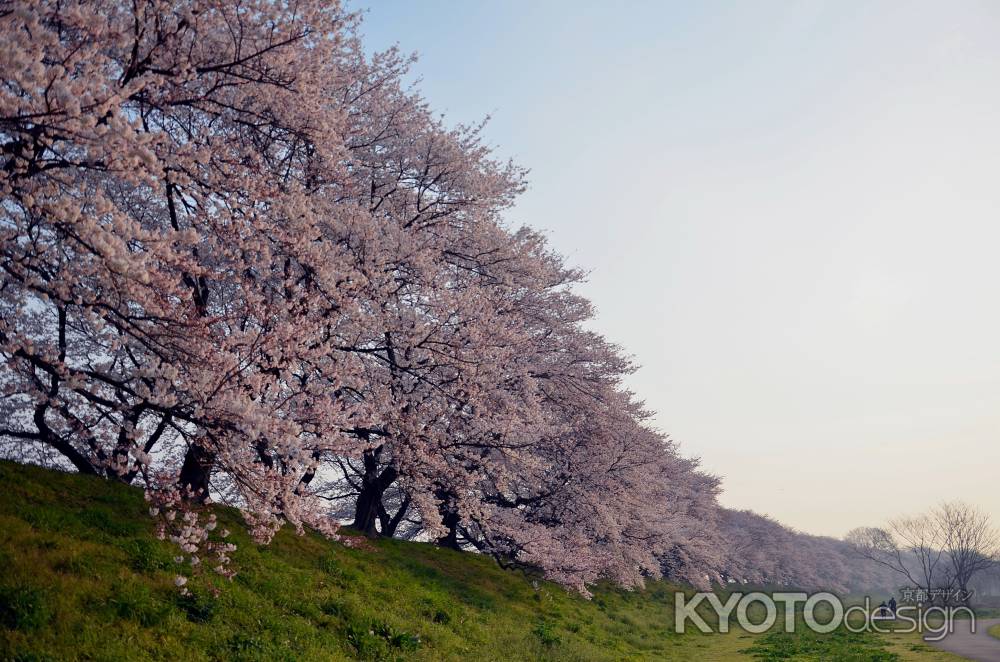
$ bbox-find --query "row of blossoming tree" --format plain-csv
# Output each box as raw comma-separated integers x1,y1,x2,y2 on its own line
0,0,896,595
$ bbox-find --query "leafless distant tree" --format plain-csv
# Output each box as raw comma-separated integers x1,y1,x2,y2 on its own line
847,514,949,601
936,501,1000,603
848,504,1000,605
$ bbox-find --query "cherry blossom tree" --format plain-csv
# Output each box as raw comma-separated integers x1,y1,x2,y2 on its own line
3,0,896,598
0,0,367,545
716,509,900,593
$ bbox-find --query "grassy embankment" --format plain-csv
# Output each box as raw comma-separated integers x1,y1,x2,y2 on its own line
0,461,963,661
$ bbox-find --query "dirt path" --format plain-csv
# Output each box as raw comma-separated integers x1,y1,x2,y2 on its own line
926,618,1000,661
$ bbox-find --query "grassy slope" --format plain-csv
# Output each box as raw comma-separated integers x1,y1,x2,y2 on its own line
0,461,964,661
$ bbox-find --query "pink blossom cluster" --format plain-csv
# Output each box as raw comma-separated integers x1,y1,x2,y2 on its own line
0,0,770,594
145,478,236,589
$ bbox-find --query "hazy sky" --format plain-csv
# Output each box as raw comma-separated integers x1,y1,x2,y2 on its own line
356,1,1000,538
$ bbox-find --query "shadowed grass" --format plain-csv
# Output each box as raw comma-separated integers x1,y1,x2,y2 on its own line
0,461,966,661
0,461,734,661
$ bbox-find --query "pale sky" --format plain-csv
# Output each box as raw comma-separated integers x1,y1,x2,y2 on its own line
357,1,1000,538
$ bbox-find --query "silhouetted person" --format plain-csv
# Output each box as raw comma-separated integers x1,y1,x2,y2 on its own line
878,601,888,617
888,597,897,615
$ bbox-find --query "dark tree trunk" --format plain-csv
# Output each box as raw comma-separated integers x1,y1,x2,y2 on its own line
378,494,411,538
33,404,100,476
350,446,398,537
437,508,462,550
178,441,215,502
168,180,217,493
352,485,382,537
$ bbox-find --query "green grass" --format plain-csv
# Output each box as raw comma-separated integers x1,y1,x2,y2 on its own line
741,627,898,661
989,623,1000,641
0,461,965,661
0,461,734,661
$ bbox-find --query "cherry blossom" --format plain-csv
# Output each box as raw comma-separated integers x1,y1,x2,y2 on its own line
1,0,891,596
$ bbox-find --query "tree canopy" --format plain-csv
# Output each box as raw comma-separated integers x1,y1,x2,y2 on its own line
0,0,908,595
